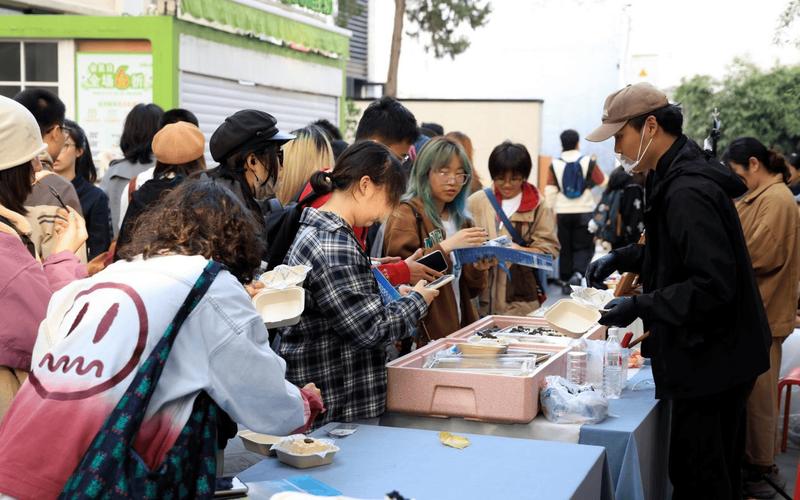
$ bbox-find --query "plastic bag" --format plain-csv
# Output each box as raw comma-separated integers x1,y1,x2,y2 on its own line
540,376,609,424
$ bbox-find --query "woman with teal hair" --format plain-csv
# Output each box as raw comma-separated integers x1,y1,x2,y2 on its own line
384,136,493,345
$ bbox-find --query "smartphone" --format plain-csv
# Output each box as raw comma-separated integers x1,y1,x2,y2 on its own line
425,274,455,290
416,250,448,273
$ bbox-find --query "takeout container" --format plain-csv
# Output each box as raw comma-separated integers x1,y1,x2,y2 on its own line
271,436,339,469
458,341,508,356
252,287,305,329
238,430,282,457
386,338,567,423
544,300,602,337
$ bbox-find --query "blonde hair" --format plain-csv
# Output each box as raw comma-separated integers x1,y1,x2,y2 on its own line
275,125,334,204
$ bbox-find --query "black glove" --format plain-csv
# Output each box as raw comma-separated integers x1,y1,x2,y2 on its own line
586,253,619,289
599,297,639,327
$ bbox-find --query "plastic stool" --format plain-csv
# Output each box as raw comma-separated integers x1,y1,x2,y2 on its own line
778,367,800,453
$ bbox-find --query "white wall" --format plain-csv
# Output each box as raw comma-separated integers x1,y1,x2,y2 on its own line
367,0,627,171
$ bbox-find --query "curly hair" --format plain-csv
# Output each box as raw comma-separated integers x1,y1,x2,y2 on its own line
118,178,265,283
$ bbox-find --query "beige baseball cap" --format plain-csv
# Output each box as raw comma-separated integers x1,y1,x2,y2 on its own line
586,83,669,142
0,95,48,171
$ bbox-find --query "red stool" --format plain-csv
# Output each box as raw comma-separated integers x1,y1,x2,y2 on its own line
778,367,800,453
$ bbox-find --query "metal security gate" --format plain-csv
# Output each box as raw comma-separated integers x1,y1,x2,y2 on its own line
180,72,339,158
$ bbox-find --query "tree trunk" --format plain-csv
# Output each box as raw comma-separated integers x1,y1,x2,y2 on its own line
385,0,405,97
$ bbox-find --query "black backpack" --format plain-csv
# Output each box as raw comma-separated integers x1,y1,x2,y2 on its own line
263,191,322,271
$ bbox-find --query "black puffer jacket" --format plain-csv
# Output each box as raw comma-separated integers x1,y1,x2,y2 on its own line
615,136,770,399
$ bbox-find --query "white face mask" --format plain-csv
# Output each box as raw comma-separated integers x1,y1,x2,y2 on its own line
616,125,653,174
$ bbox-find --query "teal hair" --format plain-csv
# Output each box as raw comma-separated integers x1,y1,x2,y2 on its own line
403,136,473,230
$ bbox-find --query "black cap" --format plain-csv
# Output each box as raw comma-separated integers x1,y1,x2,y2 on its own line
210,109,295,162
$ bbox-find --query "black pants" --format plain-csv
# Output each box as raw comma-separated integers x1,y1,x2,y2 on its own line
556,212,594,281
669,381,754,500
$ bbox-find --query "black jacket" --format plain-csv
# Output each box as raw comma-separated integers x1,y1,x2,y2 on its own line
72,176,112,261
615,136,770,399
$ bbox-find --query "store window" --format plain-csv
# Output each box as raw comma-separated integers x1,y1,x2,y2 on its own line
0,41,59,98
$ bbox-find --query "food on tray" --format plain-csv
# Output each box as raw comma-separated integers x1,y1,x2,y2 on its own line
475,326,501,337
501,325,562,336
283,437,336,456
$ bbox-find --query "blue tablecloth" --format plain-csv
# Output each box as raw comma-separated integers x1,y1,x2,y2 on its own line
580,367,671,500
238,423,613,500
380,367,669,500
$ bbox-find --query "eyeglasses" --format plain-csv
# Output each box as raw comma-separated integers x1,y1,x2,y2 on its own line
493,176,525,186
433,169,471,186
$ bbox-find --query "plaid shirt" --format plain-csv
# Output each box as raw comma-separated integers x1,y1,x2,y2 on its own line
279,208,427,426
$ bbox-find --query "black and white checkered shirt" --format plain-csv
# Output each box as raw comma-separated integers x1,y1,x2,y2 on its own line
279,208,427,426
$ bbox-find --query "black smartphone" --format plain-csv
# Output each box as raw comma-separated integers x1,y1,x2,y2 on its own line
416,250,448,273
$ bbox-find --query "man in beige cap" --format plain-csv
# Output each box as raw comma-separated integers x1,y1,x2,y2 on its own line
585,83,771,498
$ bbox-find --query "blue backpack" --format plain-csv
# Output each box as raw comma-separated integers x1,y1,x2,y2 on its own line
553,157,595,199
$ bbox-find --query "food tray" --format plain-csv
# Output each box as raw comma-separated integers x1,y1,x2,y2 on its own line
447,315,605,344
386,338,568,423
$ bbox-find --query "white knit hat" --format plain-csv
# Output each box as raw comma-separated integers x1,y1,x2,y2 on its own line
0,95,48,171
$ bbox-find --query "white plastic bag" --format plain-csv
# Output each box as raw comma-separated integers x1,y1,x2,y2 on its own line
540,376,609,424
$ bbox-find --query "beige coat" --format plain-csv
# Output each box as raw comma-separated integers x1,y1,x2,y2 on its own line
468,187,560,316
736,177,800,337
383,198,488,343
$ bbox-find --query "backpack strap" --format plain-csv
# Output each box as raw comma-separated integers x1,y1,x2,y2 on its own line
482,188,525,246
402,201,426,249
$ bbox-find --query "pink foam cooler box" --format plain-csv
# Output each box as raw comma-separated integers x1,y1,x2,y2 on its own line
386,338,568,423
446,315,606,343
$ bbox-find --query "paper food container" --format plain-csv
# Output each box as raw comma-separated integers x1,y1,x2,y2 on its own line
237,430,282,457
544,299,602,337
459,339,508,356
252,286,305,329
272,435,339,469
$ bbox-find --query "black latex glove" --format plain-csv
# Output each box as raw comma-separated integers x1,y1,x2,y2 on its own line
586,252,619,289
599,297,639,327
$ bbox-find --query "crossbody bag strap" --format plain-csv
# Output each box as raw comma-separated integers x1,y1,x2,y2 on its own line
110,260,223,439
483,188,525,246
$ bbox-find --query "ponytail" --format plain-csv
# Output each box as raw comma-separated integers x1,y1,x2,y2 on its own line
310,170,335,195
722,137,790,184
767,150,791,184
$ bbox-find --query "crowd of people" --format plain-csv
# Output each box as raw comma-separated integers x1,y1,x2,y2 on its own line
0,82,797,498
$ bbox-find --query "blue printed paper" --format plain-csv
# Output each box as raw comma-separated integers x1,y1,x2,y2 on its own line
372,267,401,304
452,246,554,271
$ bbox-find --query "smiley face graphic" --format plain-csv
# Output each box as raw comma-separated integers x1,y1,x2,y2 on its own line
28,282,149,401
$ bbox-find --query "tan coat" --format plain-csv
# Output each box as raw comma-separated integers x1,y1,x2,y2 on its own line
383,198,487,343
468,188,560,316
736,177,800,337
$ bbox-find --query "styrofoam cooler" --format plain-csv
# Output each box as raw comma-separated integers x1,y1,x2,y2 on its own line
446,315,606,342
386,338,568,423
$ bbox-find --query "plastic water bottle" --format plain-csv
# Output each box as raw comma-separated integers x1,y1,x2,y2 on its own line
603,328,624,399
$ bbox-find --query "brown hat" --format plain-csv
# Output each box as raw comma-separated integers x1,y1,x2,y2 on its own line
152,121,205,164
586,83,669,142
